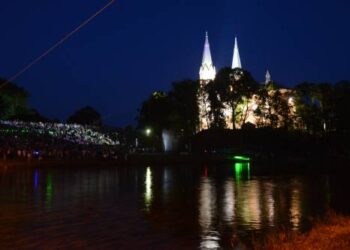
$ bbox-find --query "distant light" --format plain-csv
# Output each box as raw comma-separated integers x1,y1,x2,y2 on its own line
288,97,294,104
146,128,152,136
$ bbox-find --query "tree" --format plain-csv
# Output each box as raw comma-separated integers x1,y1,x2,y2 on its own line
315,82,335,132
0,79,30,120
212,67,258,129
169,80,199,137
205,80,226,129
295,82,324,134
137,91,173,136
333,81,350,132
253,83,270,127
137,81,200,150
67,106,102,126
13,108,49,122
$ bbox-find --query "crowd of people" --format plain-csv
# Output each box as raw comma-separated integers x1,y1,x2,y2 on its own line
0,120,125,161
1,120,119,145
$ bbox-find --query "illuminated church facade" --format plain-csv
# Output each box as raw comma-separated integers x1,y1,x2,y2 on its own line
197,33,296,131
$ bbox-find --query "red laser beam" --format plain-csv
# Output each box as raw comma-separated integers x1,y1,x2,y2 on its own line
0,0,115,90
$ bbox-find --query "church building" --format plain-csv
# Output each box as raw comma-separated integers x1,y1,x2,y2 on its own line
197,33,296,131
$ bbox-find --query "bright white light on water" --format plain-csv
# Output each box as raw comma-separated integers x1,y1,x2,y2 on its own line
223,179,235,225
144,167,153,211
199,177,220,249
290,180,301,230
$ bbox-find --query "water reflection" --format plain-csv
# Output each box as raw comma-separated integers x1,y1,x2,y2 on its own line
34,170,39,189
33,170,39,207
45,174,53,209
290,179,302,230
264,182,275,227
0,165,340,249
238,180,262,229
162,168,170,201
144,167,153,211
234,162,250,181
222,180,234,225
199,176,220,249
202,165,306,235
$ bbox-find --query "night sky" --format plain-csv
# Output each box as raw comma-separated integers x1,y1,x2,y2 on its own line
0,0,349,126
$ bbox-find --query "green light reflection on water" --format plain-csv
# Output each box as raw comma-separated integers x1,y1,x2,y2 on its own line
234,162,251,181
46,174,53,208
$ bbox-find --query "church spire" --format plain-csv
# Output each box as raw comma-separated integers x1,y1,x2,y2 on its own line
232,37,242,69
199,32,216,81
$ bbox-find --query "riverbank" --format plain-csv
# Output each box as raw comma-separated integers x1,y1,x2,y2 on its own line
1,153,349,174
253,213,350,250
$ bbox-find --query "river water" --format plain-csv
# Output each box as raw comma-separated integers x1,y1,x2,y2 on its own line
0,163,349,249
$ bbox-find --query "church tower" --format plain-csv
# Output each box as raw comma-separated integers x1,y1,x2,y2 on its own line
232,37,242,69
198,32,216,131
223,37,243,129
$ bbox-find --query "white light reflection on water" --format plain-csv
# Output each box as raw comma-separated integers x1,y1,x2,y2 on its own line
264,182,275,227
290,179,302,230
199,176,220,249
222,178,277,230
162,168,170,203
203,172,305,238
222,179,234,225
144,167,153,211
242,181,262,230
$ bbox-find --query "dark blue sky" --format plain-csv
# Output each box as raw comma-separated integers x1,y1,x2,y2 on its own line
0,0,349,126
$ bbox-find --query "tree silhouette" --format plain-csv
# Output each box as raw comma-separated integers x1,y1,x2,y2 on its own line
67,106,102,126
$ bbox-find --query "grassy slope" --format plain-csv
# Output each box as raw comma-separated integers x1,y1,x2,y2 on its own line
253,213,350,250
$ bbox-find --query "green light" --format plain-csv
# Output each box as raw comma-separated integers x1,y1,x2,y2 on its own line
235,162,244,181
46,174,53,208
233,155,250,161
247,162,251,180
234,162,251,181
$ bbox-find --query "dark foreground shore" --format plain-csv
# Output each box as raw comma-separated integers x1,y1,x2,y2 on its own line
252,213,350,250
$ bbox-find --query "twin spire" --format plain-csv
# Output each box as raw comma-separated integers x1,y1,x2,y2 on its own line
201,32,213,67
200,32,242,81
232,37,242,69
199,32,216,81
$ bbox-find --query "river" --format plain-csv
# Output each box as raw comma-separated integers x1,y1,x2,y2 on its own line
0,163,349,249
